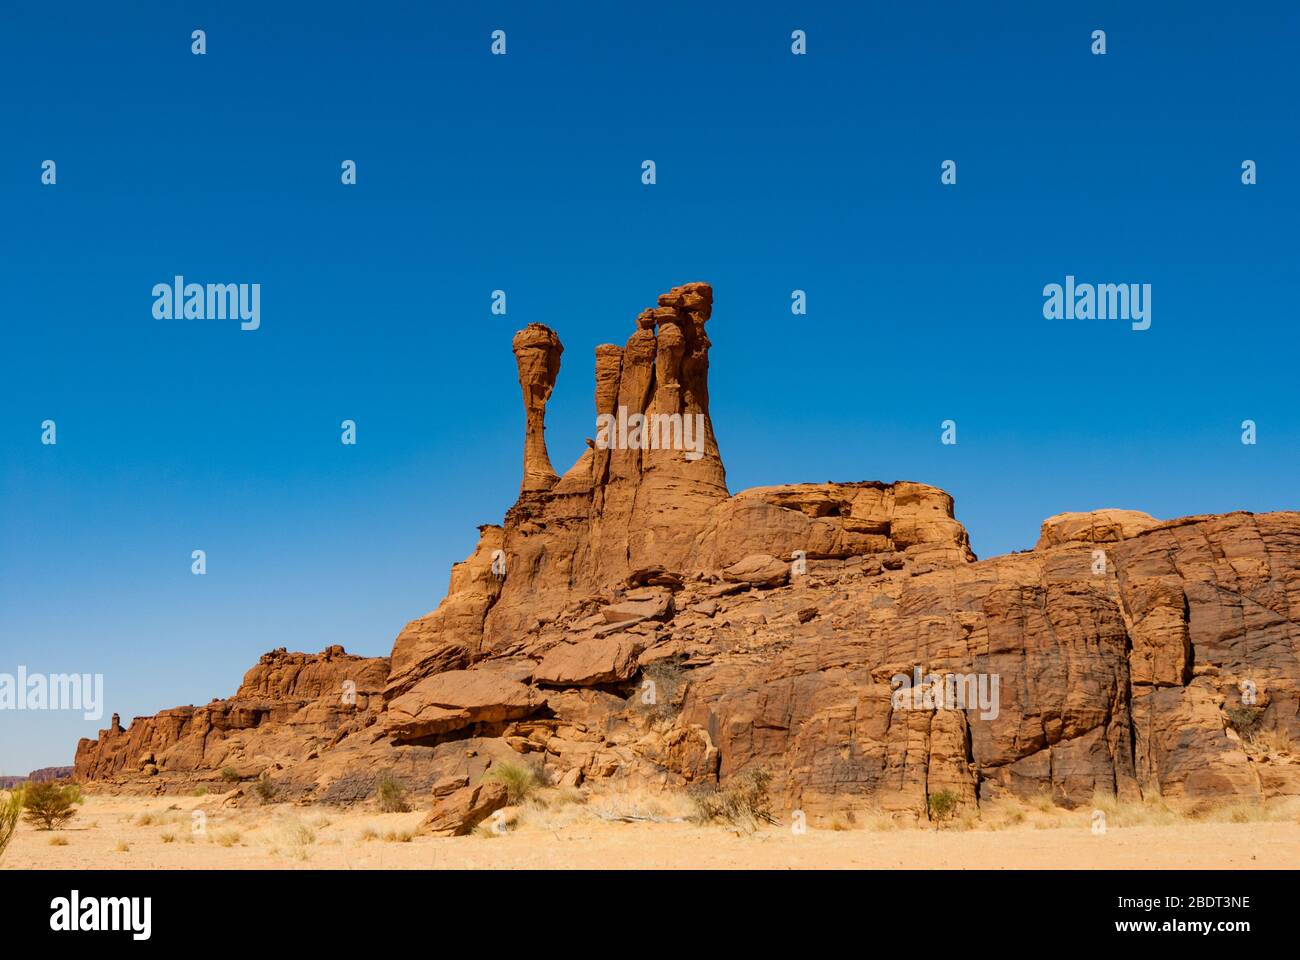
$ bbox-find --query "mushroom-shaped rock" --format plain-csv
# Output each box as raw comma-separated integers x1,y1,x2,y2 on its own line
512,323,563,493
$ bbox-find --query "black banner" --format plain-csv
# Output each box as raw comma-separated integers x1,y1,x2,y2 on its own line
0,869,1277,945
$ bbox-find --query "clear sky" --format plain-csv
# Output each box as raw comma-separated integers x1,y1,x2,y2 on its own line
2,1,1297,772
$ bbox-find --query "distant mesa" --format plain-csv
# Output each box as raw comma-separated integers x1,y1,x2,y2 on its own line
0,766,75,789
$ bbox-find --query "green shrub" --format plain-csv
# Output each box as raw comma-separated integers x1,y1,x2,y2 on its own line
0,788,23,858
220,767,240,782
22,781,81,831
483,761,544,804
252,771,276,803
376,772,410,813
929,789,959,822
1226,706,1265,739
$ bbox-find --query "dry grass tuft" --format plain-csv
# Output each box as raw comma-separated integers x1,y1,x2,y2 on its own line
689,770,777,833
1251,728,1296,756
483,761,546,804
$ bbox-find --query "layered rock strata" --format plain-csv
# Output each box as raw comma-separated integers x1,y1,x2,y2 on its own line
74,283,1300,825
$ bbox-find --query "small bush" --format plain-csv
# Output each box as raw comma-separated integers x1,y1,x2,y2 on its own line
376,772,410,813
114,841,129,852
484,761,543,804
220,768,240,783
252,771,276,803
193,786,209,797
48,835,68,846
160,832,177,843
929,789,959,822
689,769,776,829
635,659,688,723
22,781,81,831
382,829,413,843
1226,706,1265,739
135,813,155,826
0,789,23,860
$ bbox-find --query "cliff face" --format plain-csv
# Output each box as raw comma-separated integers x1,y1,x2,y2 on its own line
74,283,1300,822
74,646,388,782
677,509,1300,812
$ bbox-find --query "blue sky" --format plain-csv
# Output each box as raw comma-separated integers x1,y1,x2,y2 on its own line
2,1,1296,772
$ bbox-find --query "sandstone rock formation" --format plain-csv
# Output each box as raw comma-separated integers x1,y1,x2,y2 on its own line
1036,509,1161,549
386,670,545,740
423,780,509,836
0,767,74,789
74,646,389,782
512,324,563,493
74,282,1300,824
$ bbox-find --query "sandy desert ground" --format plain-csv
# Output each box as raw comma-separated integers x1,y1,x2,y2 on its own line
5,789,1300,870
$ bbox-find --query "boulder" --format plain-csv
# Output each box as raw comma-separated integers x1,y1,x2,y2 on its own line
421,781,510,836
534,634,648,687
601,588,674,624
626,566,685,590
385,671,545,740
720,554,790,589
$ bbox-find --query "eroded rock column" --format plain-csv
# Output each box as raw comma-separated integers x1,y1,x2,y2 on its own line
512,323,563,493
